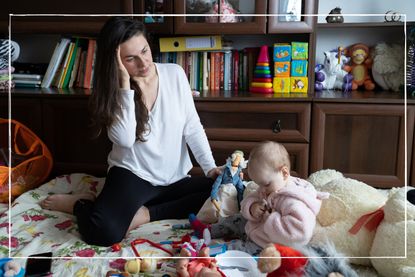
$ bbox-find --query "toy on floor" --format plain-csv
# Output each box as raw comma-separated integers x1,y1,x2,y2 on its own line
176,245,226,277
343,43,375,91
0,258,24,277
197,150,247,223
257,243,358,277
370,187,415,277
307,169,388,266
315,47,353,92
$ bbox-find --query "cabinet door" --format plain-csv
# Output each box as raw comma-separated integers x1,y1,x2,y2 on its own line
310,103,415,188
133,0,173,34
0,96,43,138
2,0,133,34
268,0,316,33
196,101,311,143
42,98,111,177
174,0,267,34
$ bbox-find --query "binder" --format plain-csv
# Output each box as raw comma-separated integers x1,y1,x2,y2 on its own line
159,36,222,52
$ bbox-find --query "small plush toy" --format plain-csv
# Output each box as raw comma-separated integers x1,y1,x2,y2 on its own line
371,42,404,92
205,0,240,23
197,150,247,223
370,187,415,277
257,243,358,277
315,47,353,92
176,245,225,277
343,43,376,91
0,258,25,277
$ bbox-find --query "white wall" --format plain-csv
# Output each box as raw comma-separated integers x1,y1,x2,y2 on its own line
318,0,415,23
315,0,411,65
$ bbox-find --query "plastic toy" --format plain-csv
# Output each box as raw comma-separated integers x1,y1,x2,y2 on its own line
315,47,353,92
273,77,290,93
344,43,376,91
257,243,358,277
290,77,308,93
291,42,308,60
250,45,273,94
0,258,24,277
273,44,291,62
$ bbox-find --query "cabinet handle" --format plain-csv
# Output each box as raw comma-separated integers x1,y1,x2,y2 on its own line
272,120,281,133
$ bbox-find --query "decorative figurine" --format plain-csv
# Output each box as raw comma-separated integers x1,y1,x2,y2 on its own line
326,7,344,23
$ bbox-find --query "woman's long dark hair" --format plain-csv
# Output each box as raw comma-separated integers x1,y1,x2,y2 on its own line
89,16,149,142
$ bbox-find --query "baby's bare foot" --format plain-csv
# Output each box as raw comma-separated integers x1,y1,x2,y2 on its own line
40,193,95,214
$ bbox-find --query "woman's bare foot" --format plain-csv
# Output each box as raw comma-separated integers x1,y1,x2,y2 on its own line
40,193,95,214
126,206,150,233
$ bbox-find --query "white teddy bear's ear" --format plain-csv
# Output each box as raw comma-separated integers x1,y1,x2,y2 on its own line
317,194,348,226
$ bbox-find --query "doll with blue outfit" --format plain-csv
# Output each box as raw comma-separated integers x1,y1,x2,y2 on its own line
0,258,24,277
197,150,247,223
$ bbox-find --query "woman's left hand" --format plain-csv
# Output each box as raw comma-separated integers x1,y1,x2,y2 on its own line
207,167,222,179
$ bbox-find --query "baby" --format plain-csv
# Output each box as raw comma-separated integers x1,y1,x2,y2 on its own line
190,141,329,252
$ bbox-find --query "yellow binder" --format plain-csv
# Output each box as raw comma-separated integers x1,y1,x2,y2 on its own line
159,36,222,52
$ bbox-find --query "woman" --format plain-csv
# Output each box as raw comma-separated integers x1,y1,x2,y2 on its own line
41,17,220,246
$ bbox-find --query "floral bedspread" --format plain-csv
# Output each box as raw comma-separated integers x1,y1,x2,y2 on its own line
0,173,194,276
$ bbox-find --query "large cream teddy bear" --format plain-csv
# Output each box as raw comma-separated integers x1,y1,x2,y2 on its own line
370,187,415,276
307,169,387,266
308,169,415,276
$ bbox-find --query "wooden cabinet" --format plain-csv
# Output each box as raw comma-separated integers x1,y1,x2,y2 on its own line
1,0,132,34
310,101,415,188
41,97,111,177
268,0,316,33
195,100,311,178
174,0,267,34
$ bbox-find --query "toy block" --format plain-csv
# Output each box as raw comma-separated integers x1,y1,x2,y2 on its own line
273,44,291,62
274,62,290,77
273,77,290,93
291,77,308,93
291,42,308,60
291,60,308,77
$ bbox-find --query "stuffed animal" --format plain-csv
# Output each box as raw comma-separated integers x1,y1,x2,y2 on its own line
370,187,415,277
205,0,240,23
307,169,387,266
371,42,404,92
343,43,376,91
197,150,247,223
315,47,353,92
0,258,24,277
257,242,358,277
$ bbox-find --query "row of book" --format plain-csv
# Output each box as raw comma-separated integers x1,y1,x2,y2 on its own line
155,47,260,92
41,37,96,89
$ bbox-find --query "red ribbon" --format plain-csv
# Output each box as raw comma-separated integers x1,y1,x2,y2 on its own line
131,238,174,258
348,206,385,235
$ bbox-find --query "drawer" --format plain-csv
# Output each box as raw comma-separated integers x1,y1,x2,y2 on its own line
195,102,311,143
190,140,309,179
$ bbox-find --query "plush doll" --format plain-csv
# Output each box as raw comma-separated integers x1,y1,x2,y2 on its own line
176,245,226,277
257,243,358,277
205,0,240,23
370,187,415,277
307,169,387,266
0,258,24,277
197,150,247,223
315,47,353,92
371,42,404,92
343,43,375,91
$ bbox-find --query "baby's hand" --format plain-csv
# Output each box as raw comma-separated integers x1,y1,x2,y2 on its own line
250,201,266,219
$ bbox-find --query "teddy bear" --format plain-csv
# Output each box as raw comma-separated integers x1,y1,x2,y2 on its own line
343,43,376,91
371,42,405,92
307,169,388,266
369,187,415,277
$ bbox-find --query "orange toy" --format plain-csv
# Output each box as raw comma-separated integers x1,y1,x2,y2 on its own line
344,43,375,91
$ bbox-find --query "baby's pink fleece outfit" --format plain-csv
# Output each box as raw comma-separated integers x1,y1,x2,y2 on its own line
240,176,329,248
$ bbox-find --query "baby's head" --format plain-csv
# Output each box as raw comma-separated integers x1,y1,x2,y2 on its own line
248,141,291,195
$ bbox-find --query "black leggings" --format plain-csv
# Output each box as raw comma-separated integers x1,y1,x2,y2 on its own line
73,166,213,246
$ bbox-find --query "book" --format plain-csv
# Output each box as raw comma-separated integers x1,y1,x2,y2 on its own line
62,38,81,88
56,42,75,88
41,38,71,88
83,39,96,89
12,73,42,80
